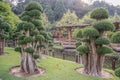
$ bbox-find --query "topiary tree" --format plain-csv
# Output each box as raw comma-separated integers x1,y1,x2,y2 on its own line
15,1,46,74
76,7,114,77
0,16,10,55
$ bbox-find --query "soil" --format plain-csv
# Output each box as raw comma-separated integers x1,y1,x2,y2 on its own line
10,66,45,77
76,68,114,78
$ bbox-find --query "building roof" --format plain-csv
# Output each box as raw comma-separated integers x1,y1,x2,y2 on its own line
55,24,90,29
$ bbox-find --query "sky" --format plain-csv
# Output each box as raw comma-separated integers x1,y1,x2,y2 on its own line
82,0,120,6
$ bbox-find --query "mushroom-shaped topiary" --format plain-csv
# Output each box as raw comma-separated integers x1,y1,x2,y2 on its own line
96,46,113,54
93,20,115,32
15,47,21,52
115,68,120,78
95,37,110,45
30,30,39,36
76,45,89,55
25,47,34,54
83,27,99,38
112,32,120,43
24,36,34,43
35,35,45,41
25,1,43,11
33,54,40,59
90,7,109,20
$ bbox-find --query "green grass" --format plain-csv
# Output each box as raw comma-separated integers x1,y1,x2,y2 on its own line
53,44,62,49
0,47,119,80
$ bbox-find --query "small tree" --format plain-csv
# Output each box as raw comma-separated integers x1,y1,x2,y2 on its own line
0,16,10,55
76,8,114,77
15,2,45,74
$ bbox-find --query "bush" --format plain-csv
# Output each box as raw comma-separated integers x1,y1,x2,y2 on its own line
24,36,34,43
15,47,21,52
83,27,99,38
90,7,109,20
93,20,114,32
76,46,89,55
25,47,34,54
33,54,40,59
96,46,113,54
95,37,110,45
25,1,42,11
115,68,120,78
112,32,120,43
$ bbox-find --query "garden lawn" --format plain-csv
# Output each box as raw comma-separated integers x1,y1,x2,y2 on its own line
0,47,119,80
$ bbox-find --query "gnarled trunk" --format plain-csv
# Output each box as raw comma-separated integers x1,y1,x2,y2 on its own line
21,52,37,74
83,38,105,77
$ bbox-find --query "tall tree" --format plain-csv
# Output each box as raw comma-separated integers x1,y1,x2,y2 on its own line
76,8,114,77
57,10,79,26
0,16,10,55
15,1,45,74
41,13,51,31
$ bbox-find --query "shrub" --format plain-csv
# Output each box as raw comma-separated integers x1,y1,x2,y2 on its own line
83,27,99,38
76,46,89,55
90,7,109,20
96,46,113,54
93,20,114,32
115,68,120,78
25,47,34,54
95,37,110,45
112,32,120,43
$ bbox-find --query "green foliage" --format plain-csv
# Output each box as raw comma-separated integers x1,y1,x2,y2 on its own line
75,41,81,48
0,34,8,39
24,36,34,43
17,22,34,31
41,13,51,31
0,2,21,29
20,15,31,21
95,37,110,45
14,47,21,52
96,46,113,54
93,20,115,32
25,1,43,12
0,22,10,31
37,43,46,48
35,35,45,41
81,11,95,24
83,27,99,38
25,47,34,54
57,10,79,26
32,20,44,30
0,17,10,39
30,30,39,36
112,32,120,43
18,35,26,40
33,54,40,59
48,42,54,47
27,10,41,18
115,68,120,78
76,46,89,55
90,7,109,20
76,29,83,38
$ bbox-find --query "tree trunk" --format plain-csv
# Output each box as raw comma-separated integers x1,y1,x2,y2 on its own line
83,38,101,77
21,52,37,74
0,39,4,55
